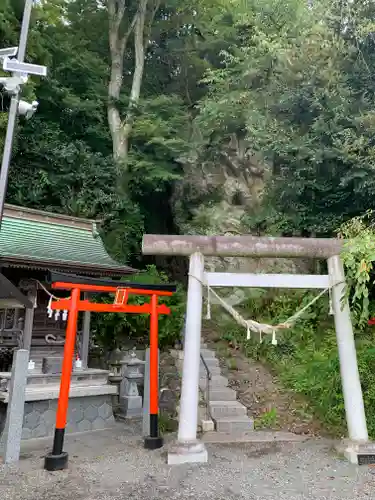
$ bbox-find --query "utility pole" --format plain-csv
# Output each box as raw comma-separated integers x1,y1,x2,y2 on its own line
0,0,34,227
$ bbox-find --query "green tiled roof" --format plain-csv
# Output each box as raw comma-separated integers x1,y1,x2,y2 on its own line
0,205,135,276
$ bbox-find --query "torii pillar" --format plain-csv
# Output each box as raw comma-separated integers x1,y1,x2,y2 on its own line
143,234,369,465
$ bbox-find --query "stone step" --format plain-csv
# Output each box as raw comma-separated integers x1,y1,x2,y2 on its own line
215,416,254,433
200,343,207,348
205,387,237,401
199,375,228,389
176,365,222,377
200,357,220,367
200,365,221,375
176,361,221,375
209,401,247,418
175,349,217,361
200,349,216,359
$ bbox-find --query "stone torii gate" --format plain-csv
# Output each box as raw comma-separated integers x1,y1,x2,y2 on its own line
142,235,370,465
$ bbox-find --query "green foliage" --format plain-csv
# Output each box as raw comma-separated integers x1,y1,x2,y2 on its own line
226,357,238,370
158,411,178,433
212,289,375,438
196,0,375,237
0,0,220,266
128,95,190,191
340,212,375,327
91,265,185,351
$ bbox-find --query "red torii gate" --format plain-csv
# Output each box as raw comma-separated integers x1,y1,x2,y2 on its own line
44,277,176,471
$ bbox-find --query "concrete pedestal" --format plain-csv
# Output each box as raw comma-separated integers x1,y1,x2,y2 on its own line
119,394,143,418
167,440,208,465
336,439,375,465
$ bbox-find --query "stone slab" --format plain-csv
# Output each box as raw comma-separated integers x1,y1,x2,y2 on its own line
215,416,254,433
209,401,247,418
200,366,221,375
0,369,109,384
0,383,118,403
200,375,228,385
200,349,216,358
202,430,309,443
206,388,237,401
200,358,220,367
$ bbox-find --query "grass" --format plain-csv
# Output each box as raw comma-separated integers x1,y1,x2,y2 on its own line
227,358,238,370
255,408,278,429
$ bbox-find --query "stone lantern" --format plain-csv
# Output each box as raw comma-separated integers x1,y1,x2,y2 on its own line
108,348,124,383
119,350,145,418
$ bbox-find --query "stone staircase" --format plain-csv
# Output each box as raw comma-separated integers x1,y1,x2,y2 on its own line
174,341,308,446
199,342,254,434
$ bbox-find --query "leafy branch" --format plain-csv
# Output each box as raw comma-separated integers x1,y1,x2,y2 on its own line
339,211,375,328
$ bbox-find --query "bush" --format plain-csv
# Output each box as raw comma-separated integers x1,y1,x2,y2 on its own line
91,265,185,352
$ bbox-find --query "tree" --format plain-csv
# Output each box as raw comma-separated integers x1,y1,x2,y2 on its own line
107,0,160,169
0,0,220,266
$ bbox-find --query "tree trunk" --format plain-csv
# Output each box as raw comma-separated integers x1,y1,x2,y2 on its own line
108,0,129,166
107,0,158,173
108,53,127,163
121,0,147,159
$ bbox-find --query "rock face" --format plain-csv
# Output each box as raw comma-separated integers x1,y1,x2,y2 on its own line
174,135,266,239
173,135,309,286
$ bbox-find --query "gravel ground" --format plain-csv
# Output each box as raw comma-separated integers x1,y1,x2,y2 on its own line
0,425,374,500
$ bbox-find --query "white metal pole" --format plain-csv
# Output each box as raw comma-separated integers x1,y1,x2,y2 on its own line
327,255,368,442
177,252,204,441
0,0,34,226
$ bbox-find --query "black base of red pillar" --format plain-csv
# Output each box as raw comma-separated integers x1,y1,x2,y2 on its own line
44,451,69,471
44,428,68,471
144,435,164,449
144,413,163,449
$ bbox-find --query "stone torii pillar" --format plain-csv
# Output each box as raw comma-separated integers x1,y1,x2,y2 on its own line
143,234,368,465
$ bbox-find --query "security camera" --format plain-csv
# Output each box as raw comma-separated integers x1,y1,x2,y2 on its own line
18,99,38,119
0,84,39,119
0,75,27,94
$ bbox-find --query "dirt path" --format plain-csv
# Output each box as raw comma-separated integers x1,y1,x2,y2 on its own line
202,326,325,436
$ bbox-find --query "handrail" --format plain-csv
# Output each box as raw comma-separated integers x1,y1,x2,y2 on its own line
180,316,214,424
200,352,213,422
